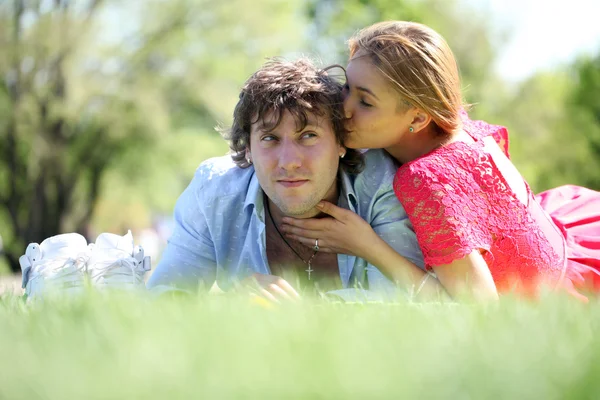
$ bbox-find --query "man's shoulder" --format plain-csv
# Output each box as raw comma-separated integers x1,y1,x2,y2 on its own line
191,155,255,198
362,149,398,172
355,149,399,188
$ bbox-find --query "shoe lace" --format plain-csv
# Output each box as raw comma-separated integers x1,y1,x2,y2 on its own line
90,256,145,286
31,255,88,288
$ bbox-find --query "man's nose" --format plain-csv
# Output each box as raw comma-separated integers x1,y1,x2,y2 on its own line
278,140,302,170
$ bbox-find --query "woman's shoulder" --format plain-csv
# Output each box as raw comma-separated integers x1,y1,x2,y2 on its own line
392,143,493,217
392,147,495,267
395,142,481,184
461,110,511,158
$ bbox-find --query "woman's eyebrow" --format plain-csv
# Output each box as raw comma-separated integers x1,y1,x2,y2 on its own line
356,86,379,100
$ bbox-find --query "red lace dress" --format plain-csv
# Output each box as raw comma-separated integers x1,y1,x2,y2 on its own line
393,117,600,300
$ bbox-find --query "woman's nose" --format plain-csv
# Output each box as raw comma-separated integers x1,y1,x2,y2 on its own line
343,95,352,119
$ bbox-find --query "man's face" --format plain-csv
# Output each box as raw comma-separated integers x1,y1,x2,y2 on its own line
248,109,345,218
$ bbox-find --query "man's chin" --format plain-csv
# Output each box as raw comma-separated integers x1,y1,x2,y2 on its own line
274,200,320,218
283,207,320,218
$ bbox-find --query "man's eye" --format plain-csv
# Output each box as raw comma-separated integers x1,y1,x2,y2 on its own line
301,132,318,139
261,135,277,142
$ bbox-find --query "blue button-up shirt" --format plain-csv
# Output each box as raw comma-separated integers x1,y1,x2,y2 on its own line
147,149,424,295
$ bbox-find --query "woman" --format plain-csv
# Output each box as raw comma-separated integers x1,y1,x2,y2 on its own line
281,21,600,301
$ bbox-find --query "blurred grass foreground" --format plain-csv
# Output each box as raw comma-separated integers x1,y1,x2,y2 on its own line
1,292,599,399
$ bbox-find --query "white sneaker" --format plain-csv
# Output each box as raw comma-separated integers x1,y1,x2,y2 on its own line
19,233,90,301
88,230,151,290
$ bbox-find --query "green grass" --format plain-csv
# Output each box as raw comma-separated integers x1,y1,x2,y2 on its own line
1,292,599,399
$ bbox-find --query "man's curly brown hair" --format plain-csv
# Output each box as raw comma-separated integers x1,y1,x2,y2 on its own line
220,58,364,174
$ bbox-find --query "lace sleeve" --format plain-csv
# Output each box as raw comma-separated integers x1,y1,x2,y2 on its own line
393,164,493,267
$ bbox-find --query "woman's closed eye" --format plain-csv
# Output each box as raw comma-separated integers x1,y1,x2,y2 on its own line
343,83,373,107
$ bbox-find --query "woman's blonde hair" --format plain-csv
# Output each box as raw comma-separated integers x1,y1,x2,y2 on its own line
348,21,463,135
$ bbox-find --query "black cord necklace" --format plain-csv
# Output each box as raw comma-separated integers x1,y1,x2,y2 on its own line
265,199,318,280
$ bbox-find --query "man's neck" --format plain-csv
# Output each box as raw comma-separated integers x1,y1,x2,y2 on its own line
265,185,339,231
263,184,343,288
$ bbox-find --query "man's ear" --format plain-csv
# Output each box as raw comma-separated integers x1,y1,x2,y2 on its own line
410,109,432,134
245,148,252,164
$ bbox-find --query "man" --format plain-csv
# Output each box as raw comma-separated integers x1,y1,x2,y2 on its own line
147,58,426,300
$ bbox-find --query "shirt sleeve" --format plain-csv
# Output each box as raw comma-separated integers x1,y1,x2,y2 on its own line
393,165,493,268
361,175,426,297
146,174,217,294
369,185,425,269
348,151,426,295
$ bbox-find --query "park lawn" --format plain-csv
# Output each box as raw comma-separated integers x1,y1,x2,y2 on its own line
0,292,599,399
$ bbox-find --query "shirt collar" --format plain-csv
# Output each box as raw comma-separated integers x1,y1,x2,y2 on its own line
243,167,266,223
337,168,358,212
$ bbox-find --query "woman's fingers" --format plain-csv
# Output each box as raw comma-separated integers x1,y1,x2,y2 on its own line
285,234,336,253
280,224,319,238
281,203,353,229
316,201,350,221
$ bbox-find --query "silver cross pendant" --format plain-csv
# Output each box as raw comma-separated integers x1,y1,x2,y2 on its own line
305,262,313,280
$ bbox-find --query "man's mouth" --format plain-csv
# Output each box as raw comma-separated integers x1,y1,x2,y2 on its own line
277,179,309,188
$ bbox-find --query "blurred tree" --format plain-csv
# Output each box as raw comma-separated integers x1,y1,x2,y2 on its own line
497,55,600,193
0,0,308,273
1,0,117,272
304,0,507,106
88,0,308,234
566,54,600,190
494,70,573,191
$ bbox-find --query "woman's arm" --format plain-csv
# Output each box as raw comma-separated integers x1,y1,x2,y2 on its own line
364,231,450,300
367,237,499,301
431,251,499,301
281,201,449,300
282,201,499,301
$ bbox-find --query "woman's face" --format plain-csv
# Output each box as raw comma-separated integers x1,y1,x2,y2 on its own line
343,52,414,150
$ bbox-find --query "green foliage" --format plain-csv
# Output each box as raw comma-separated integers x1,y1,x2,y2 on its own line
493,57,600,193
1,293,600,398
90,130,229,233
493,71,574,191
305,0,506,105
0,0,309,271
567,54,600,189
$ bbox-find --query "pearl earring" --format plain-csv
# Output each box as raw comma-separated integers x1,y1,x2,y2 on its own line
409,126,414,133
